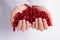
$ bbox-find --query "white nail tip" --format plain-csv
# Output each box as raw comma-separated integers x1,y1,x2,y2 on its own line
23,20,25,21
39,18,41,19
27,21,29,23
43,19,45,20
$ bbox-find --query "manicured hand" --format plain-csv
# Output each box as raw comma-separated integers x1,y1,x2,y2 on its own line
10,4,31,32
32,6,53,31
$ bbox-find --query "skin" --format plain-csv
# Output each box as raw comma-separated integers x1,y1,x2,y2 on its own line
11,4,31,32
32,6,53,31
11,4,53,32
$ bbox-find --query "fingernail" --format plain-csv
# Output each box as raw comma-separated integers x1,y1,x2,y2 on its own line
27,21,29,23
39,18,41,20
20,20,22,22
23,20,25,22
35,18,38,20
43,19,45,20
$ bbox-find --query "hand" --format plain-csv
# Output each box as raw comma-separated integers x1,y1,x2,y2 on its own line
32,6,53,31
10,4,31,32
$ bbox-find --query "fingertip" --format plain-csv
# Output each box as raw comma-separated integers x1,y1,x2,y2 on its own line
43,19,48,30
21,19,26,32
32,22,35,29
39,18,41,20
35,18,37,20
35,18,39,30
17,20,22,30
23,19,25,22
38,18,44,31
29,23,31,27
26,21,29,30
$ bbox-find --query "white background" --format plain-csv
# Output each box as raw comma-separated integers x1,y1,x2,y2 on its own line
0,0,60,40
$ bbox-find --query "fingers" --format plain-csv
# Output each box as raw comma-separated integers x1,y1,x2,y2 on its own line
26,21,30,30
17,20,30,32
32,18,48,31
14,18,48,32
17,20,22,30
13,19,49,32
21,20,26,32
33,6,53,26
35,19,38,30
29,23,32,27
43,19,48,30
38,18,44,31
32,22,35,29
